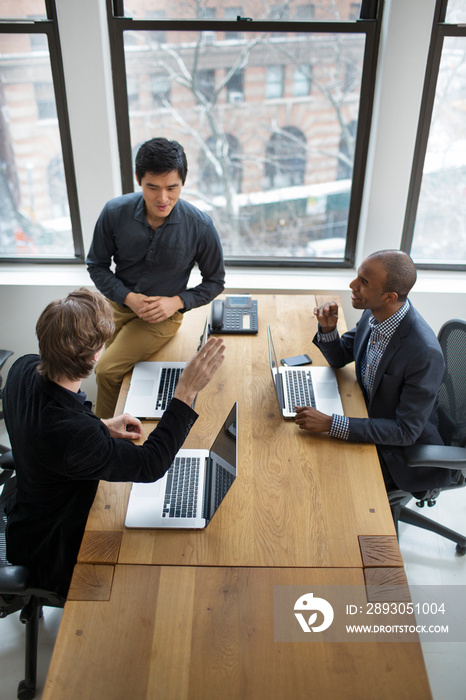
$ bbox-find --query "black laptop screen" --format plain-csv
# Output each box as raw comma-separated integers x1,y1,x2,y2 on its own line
203,402,238,523
267,325,286,411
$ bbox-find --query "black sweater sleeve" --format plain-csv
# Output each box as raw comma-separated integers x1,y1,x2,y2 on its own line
63,398,197,483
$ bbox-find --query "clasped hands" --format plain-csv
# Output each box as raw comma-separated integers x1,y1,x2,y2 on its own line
125,292,184,323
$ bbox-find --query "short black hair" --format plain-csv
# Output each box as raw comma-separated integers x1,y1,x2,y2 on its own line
135,137,188,184
368,249,417,302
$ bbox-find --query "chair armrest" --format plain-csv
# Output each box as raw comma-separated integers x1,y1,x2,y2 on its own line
405,444,466,470
0,565,30,594
0,450,14,488
0,450,14,471
0,349,13,371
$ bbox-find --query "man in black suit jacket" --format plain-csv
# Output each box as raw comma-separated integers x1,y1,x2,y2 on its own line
295,249,455,494
3,288,224,596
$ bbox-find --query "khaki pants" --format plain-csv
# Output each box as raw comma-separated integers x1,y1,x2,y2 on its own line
95,301,183,418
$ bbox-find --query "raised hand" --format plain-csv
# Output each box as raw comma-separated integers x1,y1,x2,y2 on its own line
313,302,339,334
174,336,225,406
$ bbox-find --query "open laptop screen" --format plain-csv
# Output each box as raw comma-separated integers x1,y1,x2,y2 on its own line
267,324,286,411
203,402,238,524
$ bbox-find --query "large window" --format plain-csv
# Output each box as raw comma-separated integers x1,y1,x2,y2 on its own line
108,0,382,266
0,0,82,261
403,0,466,269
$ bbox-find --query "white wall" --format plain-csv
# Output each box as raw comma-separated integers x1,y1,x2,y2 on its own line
356,0,437,259
1,0,465,405
0,283,98,401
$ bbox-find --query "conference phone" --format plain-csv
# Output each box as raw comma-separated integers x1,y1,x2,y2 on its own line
209,295,258,334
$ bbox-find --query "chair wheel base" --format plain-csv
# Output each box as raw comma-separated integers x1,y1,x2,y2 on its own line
455,544,466,556
17,679,36,700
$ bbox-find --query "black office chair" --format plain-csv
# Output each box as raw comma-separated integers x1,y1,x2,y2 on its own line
0,349,13,454
389,319,466,555
0,451,65,700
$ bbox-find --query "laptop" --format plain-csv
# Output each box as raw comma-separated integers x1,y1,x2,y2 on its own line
267,324,344,419
123,318,209,420
125,403,238,529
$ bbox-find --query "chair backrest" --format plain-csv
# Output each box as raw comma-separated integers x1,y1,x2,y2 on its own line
0,463,16,567
0,349,13,422
437,319,466,448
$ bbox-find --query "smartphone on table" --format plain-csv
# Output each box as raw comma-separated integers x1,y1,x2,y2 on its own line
281,354,312,367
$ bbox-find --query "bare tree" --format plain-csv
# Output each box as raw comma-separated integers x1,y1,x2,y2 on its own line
126,1,362,255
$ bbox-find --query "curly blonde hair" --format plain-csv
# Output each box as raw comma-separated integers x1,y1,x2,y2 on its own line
36,288,115,382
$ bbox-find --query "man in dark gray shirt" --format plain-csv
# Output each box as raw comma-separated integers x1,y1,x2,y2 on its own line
87,137,225,418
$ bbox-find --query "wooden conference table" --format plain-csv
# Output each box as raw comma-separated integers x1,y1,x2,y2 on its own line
43,294,432,700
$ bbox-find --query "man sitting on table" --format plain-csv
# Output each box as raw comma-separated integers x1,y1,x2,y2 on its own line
86,137,225,419
295,249,456,494
3,288,225,597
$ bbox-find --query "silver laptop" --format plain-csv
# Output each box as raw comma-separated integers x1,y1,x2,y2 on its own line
267,324,344,419
125,403,238,529
123,318,208,419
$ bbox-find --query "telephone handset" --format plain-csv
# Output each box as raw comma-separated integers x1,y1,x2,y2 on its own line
210,295,258,334
211,300,224,330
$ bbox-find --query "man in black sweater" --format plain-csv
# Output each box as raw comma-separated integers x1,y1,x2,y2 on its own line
3,288,224,596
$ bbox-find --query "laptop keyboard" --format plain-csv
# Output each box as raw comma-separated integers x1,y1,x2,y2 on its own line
163,456,200,518
285,369,316,410
156,367,183,410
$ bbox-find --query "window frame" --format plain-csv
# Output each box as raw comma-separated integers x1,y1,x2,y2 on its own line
401,0,466,271
107,0,383,269
0,0,84,263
